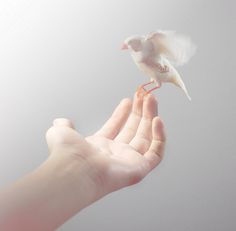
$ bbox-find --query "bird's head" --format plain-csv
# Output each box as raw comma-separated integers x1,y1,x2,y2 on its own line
121,36,144,52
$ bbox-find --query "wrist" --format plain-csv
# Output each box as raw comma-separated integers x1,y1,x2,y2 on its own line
0,153,104,231
41,152,105,212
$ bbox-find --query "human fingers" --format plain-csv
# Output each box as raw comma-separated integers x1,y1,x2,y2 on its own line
129,94,157,154
94,98,132,139
115,91,143,143
144,117,166,171
53,118,75,129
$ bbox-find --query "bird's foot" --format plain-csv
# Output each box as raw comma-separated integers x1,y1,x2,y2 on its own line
136,86,147,98
144,85,161,96
136,85,161,98
136,80,155,98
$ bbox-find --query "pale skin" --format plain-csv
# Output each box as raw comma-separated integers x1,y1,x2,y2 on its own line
0,92,166,231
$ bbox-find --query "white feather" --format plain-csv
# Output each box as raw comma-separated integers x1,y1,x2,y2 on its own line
146,30,196,66
122,30,196,101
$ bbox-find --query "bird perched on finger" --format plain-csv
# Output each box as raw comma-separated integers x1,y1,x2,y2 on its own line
121,30,196,100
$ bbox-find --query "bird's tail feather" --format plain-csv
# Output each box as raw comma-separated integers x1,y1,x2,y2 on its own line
172,74,191,101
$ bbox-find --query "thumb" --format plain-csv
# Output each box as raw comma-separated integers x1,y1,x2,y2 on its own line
53,118,75,129
46,118,76,154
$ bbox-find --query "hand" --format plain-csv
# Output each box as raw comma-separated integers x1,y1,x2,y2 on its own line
0,92,166,231
46,92,166,196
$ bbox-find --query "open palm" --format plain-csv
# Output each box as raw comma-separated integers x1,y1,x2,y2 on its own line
46,92,165,194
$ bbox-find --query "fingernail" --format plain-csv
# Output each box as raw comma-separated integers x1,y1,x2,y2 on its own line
144,93,150,99
145,93,155,101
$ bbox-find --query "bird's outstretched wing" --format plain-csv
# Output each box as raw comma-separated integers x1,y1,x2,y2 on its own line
146,30,196,66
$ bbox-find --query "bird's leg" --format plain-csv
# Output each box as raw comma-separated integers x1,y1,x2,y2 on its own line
140,80,155,89
137,80,155,97
144,84,161,96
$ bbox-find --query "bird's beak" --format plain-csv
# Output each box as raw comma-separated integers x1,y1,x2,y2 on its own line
120,43,128,50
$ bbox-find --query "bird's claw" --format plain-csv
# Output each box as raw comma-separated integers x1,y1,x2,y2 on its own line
136,86,148,98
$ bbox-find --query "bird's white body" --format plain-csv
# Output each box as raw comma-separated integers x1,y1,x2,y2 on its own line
122,31,196,100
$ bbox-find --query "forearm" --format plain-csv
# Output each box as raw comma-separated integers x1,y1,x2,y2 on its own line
0,154,101,231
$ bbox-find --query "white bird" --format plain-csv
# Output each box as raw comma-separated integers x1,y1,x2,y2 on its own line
121,30,196,100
